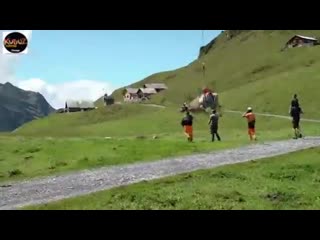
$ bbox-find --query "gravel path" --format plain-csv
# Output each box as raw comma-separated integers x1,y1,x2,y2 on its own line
1,137,320,210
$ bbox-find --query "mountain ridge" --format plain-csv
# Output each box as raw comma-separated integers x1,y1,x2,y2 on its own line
0,82,55,132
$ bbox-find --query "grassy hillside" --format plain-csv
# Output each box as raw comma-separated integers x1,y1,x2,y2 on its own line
26,147,320,210
15,30,320,137
104,30,320,117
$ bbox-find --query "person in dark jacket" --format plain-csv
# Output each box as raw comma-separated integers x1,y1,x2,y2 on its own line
289,94,300,113
181,111,193,142
290,105,303,139
180,102,189,113
208,109,221,142
291,94,300,107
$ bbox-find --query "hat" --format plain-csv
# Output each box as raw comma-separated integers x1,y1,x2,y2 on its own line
247,107,252,111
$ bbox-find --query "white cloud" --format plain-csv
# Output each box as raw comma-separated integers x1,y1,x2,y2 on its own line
17,79,114,109
0,30,115,109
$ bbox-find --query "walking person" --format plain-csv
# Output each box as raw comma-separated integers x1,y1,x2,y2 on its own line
289,93,300,114
180,102,189,113
291,94,300,108
290,105,303,139
208,109,221,142
242,107,257,141
181,111,194,142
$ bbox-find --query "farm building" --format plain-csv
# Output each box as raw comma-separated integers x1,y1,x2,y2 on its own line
143,83,168,92
65,100,96,112
285,35,318,48
103,94,115,105
123,88,142,102
139,88,157,98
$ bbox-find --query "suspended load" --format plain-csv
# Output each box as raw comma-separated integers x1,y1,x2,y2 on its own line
180,87,220,113
199,87,218,109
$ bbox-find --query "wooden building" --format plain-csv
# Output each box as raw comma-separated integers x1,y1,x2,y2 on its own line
65,100,96,112
285,35,318,48
123,88,141,102
143,83,168,93
139,88,157,98
103,94,115,105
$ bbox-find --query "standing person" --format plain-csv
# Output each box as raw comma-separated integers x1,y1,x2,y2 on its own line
180,102,189,113
103,94,108,106
290,105,303,139
208,109,221,142
291,94,300,108
289,94,300,113
65,101,68,113
181,111,194,142
242,107,257,141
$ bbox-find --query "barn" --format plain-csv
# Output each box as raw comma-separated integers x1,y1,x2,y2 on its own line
123,88,142,102
143,83,168,92
65,100,96,112
103,94,115,105
285,35,318,48
139,88,157,98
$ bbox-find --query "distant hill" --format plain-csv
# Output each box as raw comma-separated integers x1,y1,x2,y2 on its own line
0,82,55,132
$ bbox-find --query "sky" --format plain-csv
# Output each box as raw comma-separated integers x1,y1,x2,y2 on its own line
0,30,222,108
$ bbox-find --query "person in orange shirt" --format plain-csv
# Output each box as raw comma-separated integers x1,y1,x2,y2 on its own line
181,111,194,142
242,107,257,141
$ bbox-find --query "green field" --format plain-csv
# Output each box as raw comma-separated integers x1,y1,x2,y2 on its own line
2,109,320,183
26,147,320,210
0,134,241,183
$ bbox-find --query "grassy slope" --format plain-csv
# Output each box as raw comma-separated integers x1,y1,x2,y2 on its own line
27,147,320,210
16,30,320,137
106,30,320,116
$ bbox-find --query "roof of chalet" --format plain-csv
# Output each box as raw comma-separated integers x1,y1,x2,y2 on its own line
104,94,114,100
287,35,318,43
105,96,114,100
143,83,168,89
140,88,157,94
125,88,140,94
66,100,95,109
